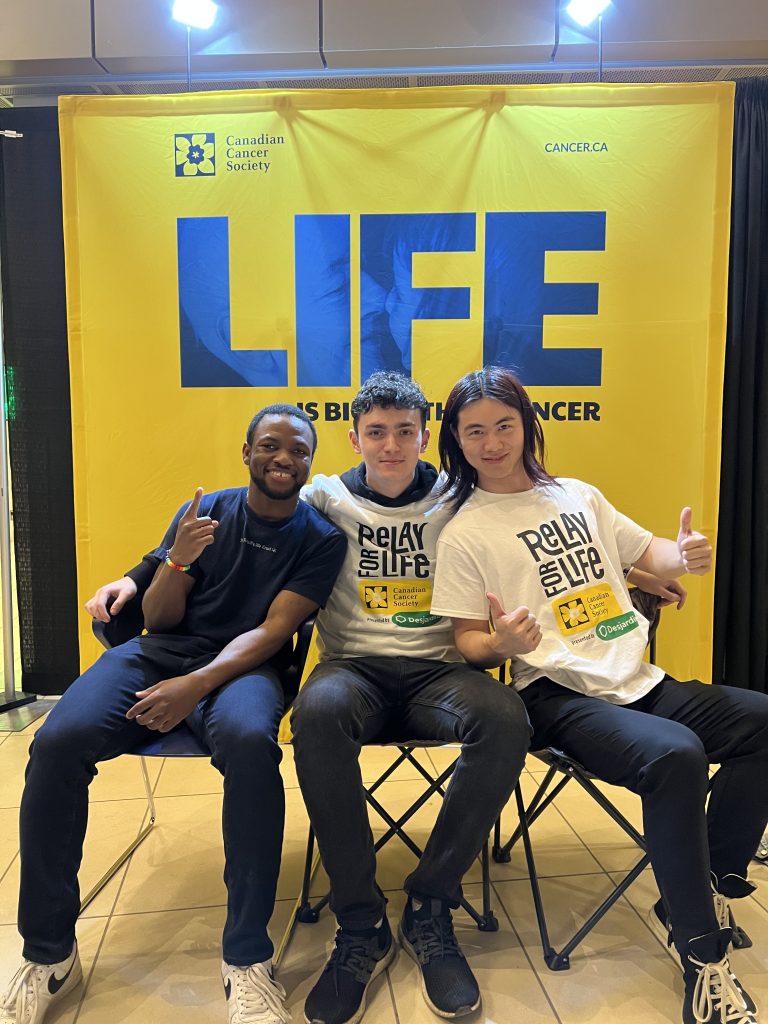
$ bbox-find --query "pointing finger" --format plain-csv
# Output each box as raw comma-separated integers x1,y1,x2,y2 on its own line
183,487,204,520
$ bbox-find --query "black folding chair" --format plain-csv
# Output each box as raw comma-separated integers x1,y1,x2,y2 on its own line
84,599,315,970
295,734,499,933
493,588,658,970
491,587,752,969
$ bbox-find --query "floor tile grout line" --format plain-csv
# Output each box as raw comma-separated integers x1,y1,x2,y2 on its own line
487,876,564,1024
71,913,113,1024
0,849,19,889
81,901,229,921
735,887,768,919
487,867,624,884
749,875,768,916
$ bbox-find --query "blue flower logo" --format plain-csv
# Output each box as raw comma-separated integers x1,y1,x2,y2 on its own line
175,133,215,177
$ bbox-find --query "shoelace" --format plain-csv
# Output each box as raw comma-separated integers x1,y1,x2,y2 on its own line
410,915,463,965
689,954,754,1024
325,932,381,992
713,892,731,932
1,961,46,1023
229,965,290,1024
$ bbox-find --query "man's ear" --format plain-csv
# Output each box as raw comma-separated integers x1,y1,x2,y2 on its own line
420,427,430,453
242,442,251,465
348,429,362,454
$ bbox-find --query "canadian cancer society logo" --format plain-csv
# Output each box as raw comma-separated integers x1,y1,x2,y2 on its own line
174,133,215,177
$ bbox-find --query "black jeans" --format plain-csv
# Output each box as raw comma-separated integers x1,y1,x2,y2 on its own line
19,636,286,967
520,675,768,947
291,656,531,930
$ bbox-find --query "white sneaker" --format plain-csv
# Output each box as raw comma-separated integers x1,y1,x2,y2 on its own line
222,961,291,1024
0,945,82,1024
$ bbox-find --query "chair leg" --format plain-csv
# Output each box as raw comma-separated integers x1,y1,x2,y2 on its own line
459,836,499,932
274,841,322,969
79,755,156,913
295,826,329,924
514,784,560,968
509,775,651,970
493,766,565,862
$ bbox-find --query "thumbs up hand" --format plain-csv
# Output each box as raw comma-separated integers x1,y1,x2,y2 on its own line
676,507,712,576
168,488,219,567
487,592,542,657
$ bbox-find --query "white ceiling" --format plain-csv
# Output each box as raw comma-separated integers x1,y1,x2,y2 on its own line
1,0,767,103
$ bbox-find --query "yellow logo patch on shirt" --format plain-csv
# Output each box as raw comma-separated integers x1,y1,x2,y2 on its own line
552,584,623,636
359,579,433,616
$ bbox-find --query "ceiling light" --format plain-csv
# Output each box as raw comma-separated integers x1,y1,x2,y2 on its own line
564,0,611,27
172,0,218,31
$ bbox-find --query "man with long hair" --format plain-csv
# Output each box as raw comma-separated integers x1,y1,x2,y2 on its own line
431,365,768,1024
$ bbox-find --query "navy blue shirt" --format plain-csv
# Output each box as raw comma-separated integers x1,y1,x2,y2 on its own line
144,488,346,648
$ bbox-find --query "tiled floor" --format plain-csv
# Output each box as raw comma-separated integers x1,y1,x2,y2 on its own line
0,719,767,1023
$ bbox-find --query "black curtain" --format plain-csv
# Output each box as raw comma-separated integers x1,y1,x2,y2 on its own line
713,78,768,691
0,107,79,694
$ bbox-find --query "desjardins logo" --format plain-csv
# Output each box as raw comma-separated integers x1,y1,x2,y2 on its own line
175,133,215,177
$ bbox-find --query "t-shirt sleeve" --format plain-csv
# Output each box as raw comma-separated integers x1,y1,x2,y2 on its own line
299,477,328,513
281,529,347,608
431,538,490,620
126,498,209,585
125,554,161,591
586,484,652,565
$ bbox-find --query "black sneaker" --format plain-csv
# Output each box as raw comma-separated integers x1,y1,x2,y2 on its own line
304,916,396,1024
681,927,758,1024
398,897,480,1019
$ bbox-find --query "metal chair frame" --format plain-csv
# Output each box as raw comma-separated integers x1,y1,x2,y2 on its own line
295,740,499,933
493,746,650,970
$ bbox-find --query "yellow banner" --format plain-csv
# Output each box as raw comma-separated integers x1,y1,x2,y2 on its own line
59,84,734,680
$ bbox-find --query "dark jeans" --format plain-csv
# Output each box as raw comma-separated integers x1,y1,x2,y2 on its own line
291,656,531,930
521,675,768,947
18,635,286,967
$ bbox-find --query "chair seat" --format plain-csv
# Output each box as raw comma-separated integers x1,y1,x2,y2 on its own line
128,722,211,758
532,747,598,779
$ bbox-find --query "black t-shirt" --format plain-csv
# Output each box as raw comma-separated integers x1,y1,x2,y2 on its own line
141,488,346,648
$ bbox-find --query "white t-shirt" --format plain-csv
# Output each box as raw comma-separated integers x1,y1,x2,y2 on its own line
431,479,665,703
302,473,462,662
